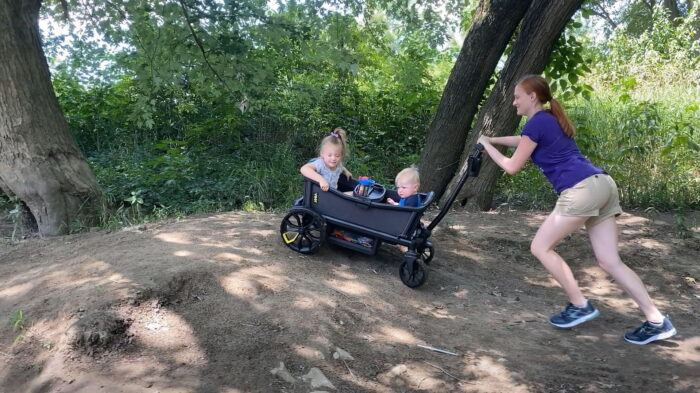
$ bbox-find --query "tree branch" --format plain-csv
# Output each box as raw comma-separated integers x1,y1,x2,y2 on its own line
589,4,618,29
59,0,69,20
641,0,657,12
177,0,233,93
104,0,127,20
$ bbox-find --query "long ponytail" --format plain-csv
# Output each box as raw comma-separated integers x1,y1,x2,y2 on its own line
549,99,576,138
516,75,576,138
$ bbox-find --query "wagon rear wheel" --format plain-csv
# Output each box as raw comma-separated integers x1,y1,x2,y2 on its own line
399,258,428,288
280,207,324,254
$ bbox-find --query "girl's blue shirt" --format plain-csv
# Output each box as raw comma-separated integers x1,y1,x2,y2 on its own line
521,111,603,194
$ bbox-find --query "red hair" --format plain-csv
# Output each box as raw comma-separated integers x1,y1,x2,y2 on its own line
517,75,576,138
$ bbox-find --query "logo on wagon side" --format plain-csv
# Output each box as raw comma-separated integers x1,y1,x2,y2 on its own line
313,192,318,203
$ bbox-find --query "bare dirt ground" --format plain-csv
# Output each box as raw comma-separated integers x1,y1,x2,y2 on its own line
0,208,698,393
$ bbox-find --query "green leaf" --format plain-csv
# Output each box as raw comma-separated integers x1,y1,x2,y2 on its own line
568,73,578,84
619,93,632,104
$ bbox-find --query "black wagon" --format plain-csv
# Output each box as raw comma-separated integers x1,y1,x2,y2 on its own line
280,144,484,288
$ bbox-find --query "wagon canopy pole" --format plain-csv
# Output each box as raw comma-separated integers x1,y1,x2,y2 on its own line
427,144,484,231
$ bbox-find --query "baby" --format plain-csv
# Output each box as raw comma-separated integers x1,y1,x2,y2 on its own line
387,167,421,207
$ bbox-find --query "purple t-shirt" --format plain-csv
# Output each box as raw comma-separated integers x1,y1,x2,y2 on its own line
521,111,603,194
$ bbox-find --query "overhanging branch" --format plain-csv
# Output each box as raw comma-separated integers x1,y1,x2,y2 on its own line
178,0,234,93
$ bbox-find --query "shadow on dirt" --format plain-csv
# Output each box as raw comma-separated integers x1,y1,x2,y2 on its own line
1,210,698,392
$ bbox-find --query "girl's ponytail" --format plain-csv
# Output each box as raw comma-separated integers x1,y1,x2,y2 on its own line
332,127,348,157
549,99,576,138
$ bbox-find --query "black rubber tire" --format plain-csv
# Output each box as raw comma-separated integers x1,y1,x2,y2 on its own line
280,207,324,254
399,259,428,288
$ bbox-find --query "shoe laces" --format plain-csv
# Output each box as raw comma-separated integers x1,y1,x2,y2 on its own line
634,321,658,335
562,303,583,317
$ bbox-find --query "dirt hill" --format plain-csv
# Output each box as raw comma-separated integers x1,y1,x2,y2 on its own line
1,209,698,393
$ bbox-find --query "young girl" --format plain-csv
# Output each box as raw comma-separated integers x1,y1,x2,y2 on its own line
477,74,676,345
300,128,354,192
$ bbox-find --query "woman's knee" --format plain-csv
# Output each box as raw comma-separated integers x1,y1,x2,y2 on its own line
530,241,547,259
596,256,623,272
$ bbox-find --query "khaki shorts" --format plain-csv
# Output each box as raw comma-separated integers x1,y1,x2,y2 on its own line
553,174,623,228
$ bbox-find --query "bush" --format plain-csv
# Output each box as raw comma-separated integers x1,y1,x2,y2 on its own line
90,141,304,225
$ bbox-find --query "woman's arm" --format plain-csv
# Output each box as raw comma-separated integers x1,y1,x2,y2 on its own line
477,135,537,175
487,135,521,147
300,163,330,191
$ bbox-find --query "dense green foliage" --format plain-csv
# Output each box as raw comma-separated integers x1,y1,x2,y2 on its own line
42,0,463,224
35,0,699,227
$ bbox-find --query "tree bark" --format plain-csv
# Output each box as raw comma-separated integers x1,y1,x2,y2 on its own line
0,0,102,236
663,0,682,23
418,0,532,199
0,177,12,198
442,0,583,210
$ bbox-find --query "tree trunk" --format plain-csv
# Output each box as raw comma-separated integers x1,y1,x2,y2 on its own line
663,0,682,24
0,177,12,198
418,0,532,199
441,0,583,210
0,0,102,236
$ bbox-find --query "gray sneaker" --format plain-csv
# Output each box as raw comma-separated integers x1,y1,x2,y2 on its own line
549,301,600,328
624,317,677,345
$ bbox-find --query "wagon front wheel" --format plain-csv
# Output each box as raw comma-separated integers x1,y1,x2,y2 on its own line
280,207,324,254
399,258,428,288
418,243,434,264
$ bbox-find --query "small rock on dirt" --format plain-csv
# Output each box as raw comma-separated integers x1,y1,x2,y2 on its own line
122,225,147,232
270,362,296,384
302,367,335,390
386,364,407,377
332,347,354,361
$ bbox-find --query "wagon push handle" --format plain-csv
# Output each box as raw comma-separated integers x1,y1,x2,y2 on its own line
427,143,484,231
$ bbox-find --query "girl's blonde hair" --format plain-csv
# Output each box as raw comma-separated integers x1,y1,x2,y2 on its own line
516,74,576,138
319,127,348,158
395,167,420,186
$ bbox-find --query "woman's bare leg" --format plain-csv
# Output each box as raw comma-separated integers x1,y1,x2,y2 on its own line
586,217,664,322
530,212,589,306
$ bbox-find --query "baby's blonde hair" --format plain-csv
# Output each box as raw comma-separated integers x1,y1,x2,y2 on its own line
395,167,420,186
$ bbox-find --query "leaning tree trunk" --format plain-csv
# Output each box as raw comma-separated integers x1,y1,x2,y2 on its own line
663,0,682,25
0,0,102,236
442,0,583,210
0,177,11,199
418,0,532,199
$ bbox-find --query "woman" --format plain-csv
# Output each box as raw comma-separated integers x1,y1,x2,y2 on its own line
477,75,676,345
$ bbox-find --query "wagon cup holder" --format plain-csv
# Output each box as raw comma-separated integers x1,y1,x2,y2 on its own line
353,181,386,203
